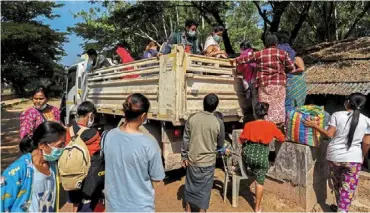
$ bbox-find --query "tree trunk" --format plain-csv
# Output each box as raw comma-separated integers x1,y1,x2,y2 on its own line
344,1,370,39
212,11,235,55
290,2,312,45
270,2,290,33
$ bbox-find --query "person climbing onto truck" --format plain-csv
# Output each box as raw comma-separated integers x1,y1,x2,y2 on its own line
104,93,165,212
181,93,225,212
203,25,227,58
239,102,285,213
275,31,307,109
169,19,201,54
65,101,101,212
304,93,370,213
86,49,111,70
231,34,295,126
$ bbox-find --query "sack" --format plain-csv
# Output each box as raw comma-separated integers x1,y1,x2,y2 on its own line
81,130,109,198
285,105,327,147
58,126,91,191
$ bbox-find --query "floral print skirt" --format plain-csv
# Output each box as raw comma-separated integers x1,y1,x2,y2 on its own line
328,161,362,213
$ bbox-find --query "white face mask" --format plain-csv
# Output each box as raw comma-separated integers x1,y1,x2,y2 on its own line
87,114,94,127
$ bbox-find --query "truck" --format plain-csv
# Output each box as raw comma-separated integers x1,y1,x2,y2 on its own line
62,46,248,171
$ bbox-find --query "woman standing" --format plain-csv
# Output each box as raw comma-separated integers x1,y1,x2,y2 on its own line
233,34,295,124
276,31,307,109
1,121,66,212
203,25,227,58
20,87,60,138
104,93,165,212
304,93,370,213
239,102,285,212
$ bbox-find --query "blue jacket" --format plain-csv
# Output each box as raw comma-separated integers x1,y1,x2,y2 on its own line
0,153,60,212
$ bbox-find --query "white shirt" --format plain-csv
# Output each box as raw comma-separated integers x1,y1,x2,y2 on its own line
326,111,370,163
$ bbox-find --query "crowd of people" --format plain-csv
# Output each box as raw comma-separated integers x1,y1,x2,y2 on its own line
1,19,370,213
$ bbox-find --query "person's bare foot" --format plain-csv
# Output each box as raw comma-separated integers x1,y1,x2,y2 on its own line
254,207,262,213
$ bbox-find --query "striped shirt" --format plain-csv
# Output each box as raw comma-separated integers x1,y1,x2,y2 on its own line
236,47,295,87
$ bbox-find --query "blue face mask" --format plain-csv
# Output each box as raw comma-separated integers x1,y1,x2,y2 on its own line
213,35,222,43
43,144,64,162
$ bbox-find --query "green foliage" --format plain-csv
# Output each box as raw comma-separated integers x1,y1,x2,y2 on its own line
1,1,67,94
226,2,264,51
70,1,369,61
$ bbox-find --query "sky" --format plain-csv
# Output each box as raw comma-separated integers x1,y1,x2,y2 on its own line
39,1,102,66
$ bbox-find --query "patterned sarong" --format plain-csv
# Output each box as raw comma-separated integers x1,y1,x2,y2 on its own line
258,85,286,123
285,73,307,109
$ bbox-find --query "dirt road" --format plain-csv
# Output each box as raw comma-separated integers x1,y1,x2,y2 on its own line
1,100,304,212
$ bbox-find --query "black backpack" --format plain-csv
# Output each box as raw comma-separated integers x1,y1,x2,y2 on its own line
81,130,109,198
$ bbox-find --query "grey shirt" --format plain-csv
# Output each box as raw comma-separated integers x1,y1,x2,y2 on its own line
181,111,225,167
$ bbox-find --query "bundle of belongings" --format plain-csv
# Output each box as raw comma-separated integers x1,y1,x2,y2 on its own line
286,105,330,147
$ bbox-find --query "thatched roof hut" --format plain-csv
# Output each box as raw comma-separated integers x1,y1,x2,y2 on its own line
301,37,370,95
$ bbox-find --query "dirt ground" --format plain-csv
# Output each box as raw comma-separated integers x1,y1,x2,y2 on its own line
1,99,304,212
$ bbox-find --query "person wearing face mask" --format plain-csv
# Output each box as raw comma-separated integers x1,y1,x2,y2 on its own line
304,93,370,213
20,87,61,139
104,93,165,212
1,121,66,212
64,101,101,212
169,19,201,54
203,25,227,58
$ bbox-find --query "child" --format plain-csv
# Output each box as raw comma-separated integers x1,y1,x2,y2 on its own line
239,102,285,212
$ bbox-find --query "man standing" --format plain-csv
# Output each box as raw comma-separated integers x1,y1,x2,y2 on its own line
169,19,201,54
181,93,225,212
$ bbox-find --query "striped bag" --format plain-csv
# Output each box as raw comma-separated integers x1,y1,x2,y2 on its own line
285,105,326,147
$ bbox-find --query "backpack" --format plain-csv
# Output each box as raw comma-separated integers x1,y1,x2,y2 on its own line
81,130,109,198
58,126,91,191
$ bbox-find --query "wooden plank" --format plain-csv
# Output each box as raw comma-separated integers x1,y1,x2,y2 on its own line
185,74,240,82
88,94,158,100
186,67,233,75
89,90,158,95
188,54,233,65
88,67,160,81
91,58,159,75
88,76,159,88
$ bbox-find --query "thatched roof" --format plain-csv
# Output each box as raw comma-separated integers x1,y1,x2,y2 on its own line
302,37,370,95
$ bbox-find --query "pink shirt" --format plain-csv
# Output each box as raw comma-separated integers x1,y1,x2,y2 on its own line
237,49,256,82
20,105,60,138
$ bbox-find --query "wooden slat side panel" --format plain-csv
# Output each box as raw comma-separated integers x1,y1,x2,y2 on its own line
185,77,247,121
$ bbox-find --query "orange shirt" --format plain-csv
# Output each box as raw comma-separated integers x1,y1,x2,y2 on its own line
65,122,101,156
239,120,285,144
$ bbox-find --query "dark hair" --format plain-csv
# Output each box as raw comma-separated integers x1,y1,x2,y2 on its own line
212,25,224,33
77,101,96,117
86,49,97,57
346,93,367,150
264,33,279,48
240,40,252,50
275,31,291,44
19,121,66,153
254,102,269,119
214,111,224,122
185,19,198,28
123,93,150,121
32,87,49,99
203,93,219,112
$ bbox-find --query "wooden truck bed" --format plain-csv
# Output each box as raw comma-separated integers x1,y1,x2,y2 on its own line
86,46,247,125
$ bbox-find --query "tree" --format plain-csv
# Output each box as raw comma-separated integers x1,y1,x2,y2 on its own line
1,1,67,94
226,2,264,51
